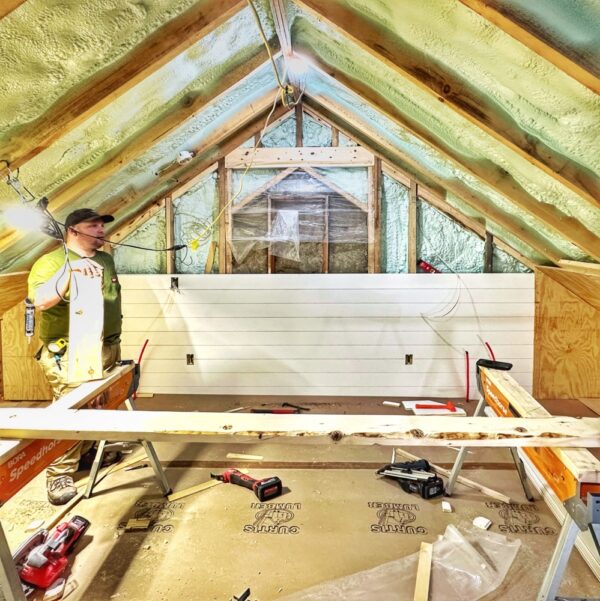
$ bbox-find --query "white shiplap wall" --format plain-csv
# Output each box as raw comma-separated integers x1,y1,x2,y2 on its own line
119,274,534,398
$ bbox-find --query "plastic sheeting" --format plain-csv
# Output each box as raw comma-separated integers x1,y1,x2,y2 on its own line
113,211,166,274
381,173,409,273
276,524,521,601
232,170,368,273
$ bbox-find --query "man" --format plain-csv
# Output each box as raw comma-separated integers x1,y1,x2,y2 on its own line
28,208,123,505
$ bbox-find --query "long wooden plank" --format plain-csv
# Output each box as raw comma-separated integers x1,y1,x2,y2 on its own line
305,96,563,265
558,260,600,277
306,63,600,260
226,146,374,168
0,0,247,174
458,0,600,96
296,0,600,207
1,410,599,448
413,542,433,601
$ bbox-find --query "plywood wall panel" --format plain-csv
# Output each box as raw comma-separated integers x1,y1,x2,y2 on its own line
534,270,600,400
120,274,534,398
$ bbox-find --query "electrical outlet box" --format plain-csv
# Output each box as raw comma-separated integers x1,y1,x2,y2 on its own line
405,354,413,365
186,354,194,365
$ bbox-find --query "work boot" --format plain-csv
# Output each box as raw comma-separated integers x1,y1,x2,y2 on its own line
47,475,78,505
78,448,123,471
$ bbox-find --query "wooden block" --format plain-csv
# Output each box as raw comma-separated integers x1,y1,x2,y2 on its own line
226,452,263,461
413,542,432,601
167,479,222,502
125,518,152,531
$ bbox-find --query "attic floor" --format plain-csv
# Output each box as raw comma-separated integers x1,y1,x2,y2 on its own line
1,396,599,601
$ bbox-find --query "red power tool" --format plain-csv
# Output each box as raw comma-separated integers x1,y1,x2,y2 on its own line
17,515,90,589
211,469,282,501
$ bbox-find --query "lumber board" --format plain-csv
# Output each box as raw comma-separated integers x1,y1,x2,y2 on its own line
539,266,600,313
226,146,374,168
68,272,103,383
1,410,600,448
413,542,433,601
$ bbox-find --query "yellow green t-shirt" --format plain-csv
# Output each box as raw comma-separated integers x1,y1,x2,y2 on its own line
27,247,122,344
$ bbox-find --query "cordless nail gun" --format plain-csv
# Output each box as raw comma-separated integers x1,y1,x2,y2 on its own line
15,515,90,590
376,459,445,499
211,469,282,501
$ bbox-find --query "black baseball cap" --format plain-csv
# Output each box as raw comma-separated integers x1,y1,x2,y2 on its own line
64,208,114,229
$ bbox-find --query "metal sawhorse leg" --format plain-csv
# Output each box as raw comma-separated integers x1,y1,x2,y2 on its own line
84,396,171,499
444,395,534,501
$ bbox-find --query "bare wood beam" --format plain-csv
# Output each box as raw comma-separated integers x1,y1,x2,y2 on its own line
296,0,600,207
305,97,564,266
0,0,248,174
295,102,303,147
2,409,600,448
331,127,339,147
233,167,297,213
225,168,233,274
302,166,366,212
165,196,175,274
218,159,228,275
459,0,600,96
484,231,494,273
558,259,600,277
367,158,381,272
0,0,25,19
226,146,374,168
269,0,292,58
408,180,417,273
305,67,599,260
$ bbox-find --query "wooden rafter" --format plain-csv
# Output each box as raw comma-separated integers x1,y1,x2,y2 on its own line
295,0,600,208
2,409,600,448
305,63,600,261
459,0,600,96
0,0,25,20
305,97,564,266
107,198,166,249
0,0,248,175
558,260,600,277
269,0,292,59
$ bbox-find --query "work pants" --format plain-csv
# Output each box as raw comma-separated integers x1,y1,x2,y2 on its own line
37,342,121,479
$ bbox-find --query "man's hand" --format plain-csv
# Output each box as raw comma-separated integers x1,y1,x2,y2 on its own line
70,258,103,278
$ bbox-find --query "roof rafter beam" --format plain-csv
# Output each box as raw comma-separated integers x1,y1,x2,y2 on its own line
459,0,600,96
305,61,600,261
294,0,600,208
0,0,248,175
304,96,564,266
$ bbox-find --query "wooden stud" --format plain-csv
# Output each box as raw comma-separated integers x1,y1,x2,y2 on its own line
458,0,600,96
484,231,494,273
296,0,600,207
323,196,329,274
165,196,175,274
0,0,25,19
267,194,274,274
0,0,248,176
408,180,418,273
226,146,374,169
204,241,217,274
413,542,433,601
3,409,600,448
305,97,562,265
306,63,600,260
295,102,304,147
331,127,339,147
373,158,381,272
225,169,234,274
217,159,228,275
